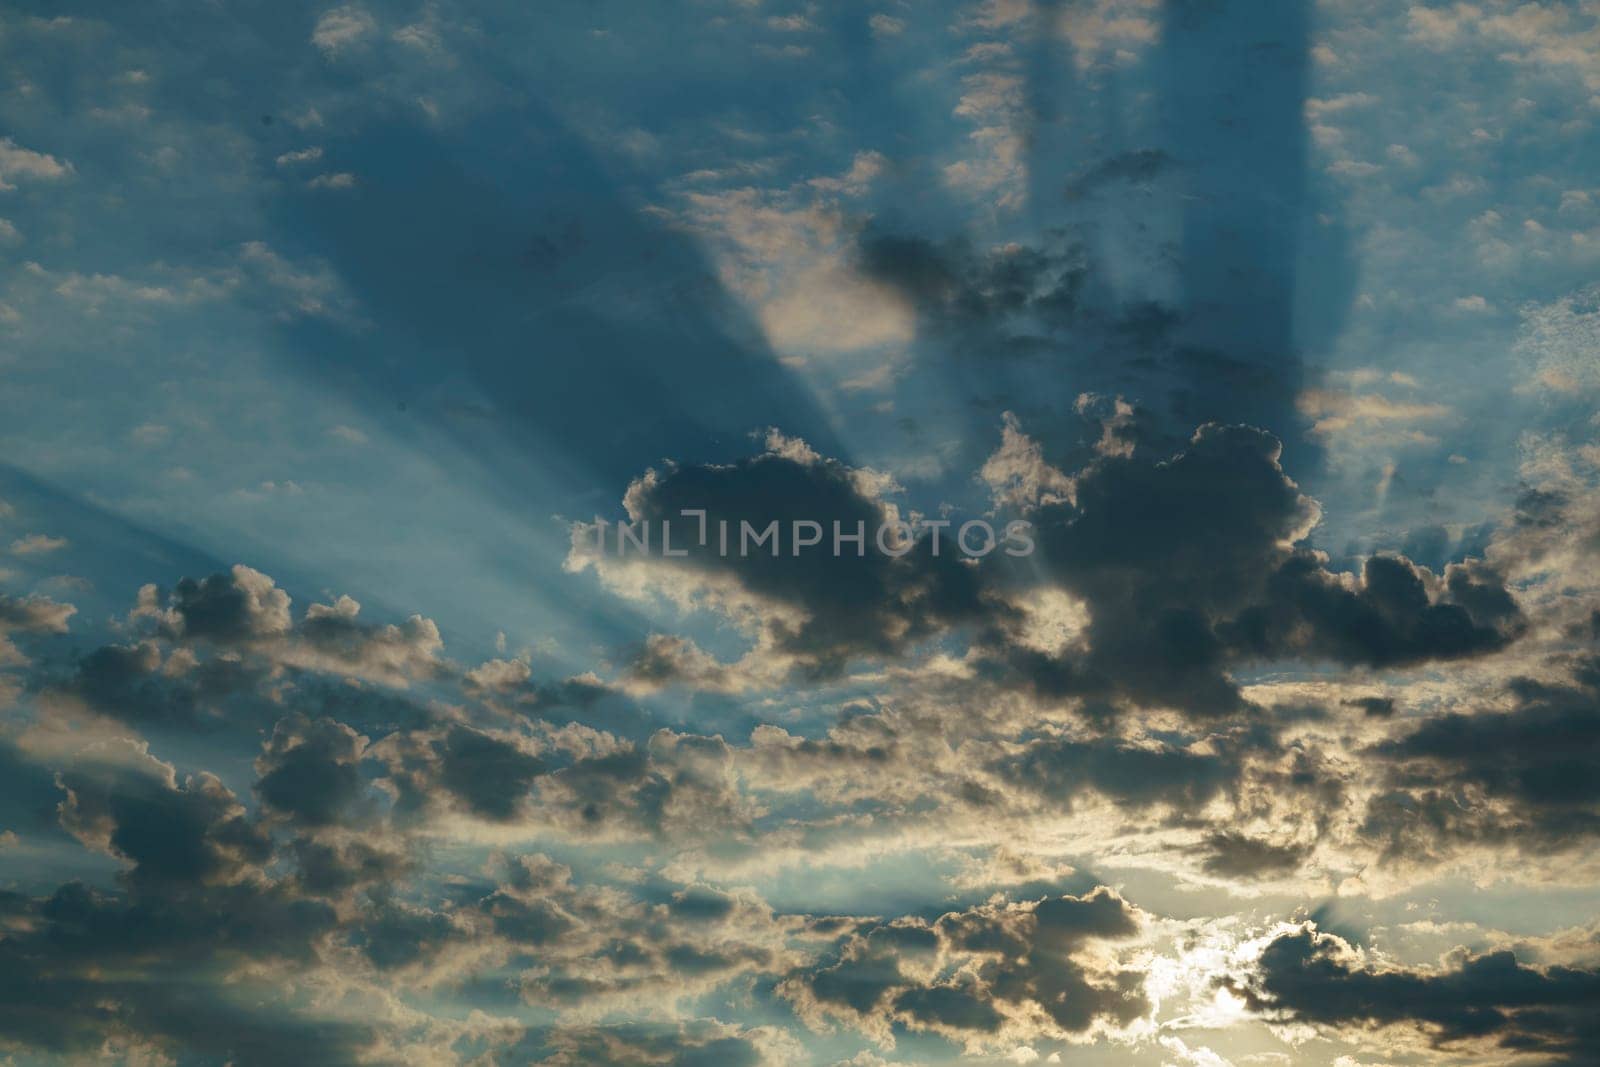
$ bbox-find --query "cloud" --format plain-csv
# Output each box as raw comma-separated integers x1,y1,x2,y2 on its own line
1363,653,1600,859
0,591,74,666
868,13,906,38
139,565,292,643
980,412,1076,511
0,137,72,190
9,533,68,555
311,5,376,54
127,568,444,687
666,183,914,357
984,423,1523,716
1516,284,1600,394
381,723,546,822
254,714,371,827
783,887,1149,1048
0,592,75,635
532,1020,797,1066
568,432,1001,682
1295,388,1451,438
1238,924,1600,1061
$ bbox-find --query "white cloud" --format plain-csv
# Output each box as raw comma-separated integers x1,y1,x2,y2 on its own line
669,183,914,357
0,138,72,190
868,13,906,37
307,172,357,190
980,412,1075,511
275,146,324,167
312,5,376,54
11,534,68,556
328,424,369,445
1055,0,1159,70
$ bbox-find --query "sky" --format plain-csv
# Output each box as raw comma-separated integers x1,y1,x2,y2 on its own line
2,0,1600,1064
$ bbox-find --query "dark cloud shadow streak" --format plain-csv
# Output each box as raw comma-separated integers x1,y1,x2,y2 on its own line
265,104,848,497
1154,0,1358,459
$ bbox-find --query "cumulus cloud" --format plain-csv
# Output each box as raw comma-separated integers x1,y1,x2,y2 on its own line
784,887,1149,1048
127,567,444,686
983,423,1523,716
1362,653,1600,861
0,137,72,190
568,431,1001,683
0,591,74,666
1238,924,1600,1061
311,5,376,53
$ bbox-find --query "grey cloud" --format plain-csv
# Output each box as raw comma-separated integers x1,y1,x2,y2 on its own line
1239,925,1600,1062
0,752,356,1064
784,887,1148,1046
148,565,292,643
998,731,1243,811
529,1021,780,1067
379,723,547,822
1343,695,1396,718
134,566,445,685
57,763,271,889
989,422,1524,716
0,592,75,635
255,714,371,827
536,730,752,840
592,437,1002,680
1195,831,1311,878
1364,654,1600,856
290,833,415,897
0,591,74,667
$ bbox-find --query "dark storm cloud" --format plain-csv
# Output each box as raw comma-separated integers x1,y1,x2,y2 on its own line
998,732,1243,811
987,423,1523,716
30,574,449,772
0,751,362,1065
596,420,1522,719
784,887,1148,1044
1239,926,1600,1062
57,762,271,889
1363,655,1600,857
463,855,796,1013
469,666,662,739
356,899,468,970
379,723,547,823
1195,832,1311,878
254,714,370,827
62,640,274,729
290,834,415,897
434,723,546,821
376,720,748,838
603,439,1003,679
477,855,580,948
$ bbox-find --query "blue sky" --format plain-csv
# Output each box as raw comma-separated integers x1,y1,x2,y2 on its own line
2,1,1600,1065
